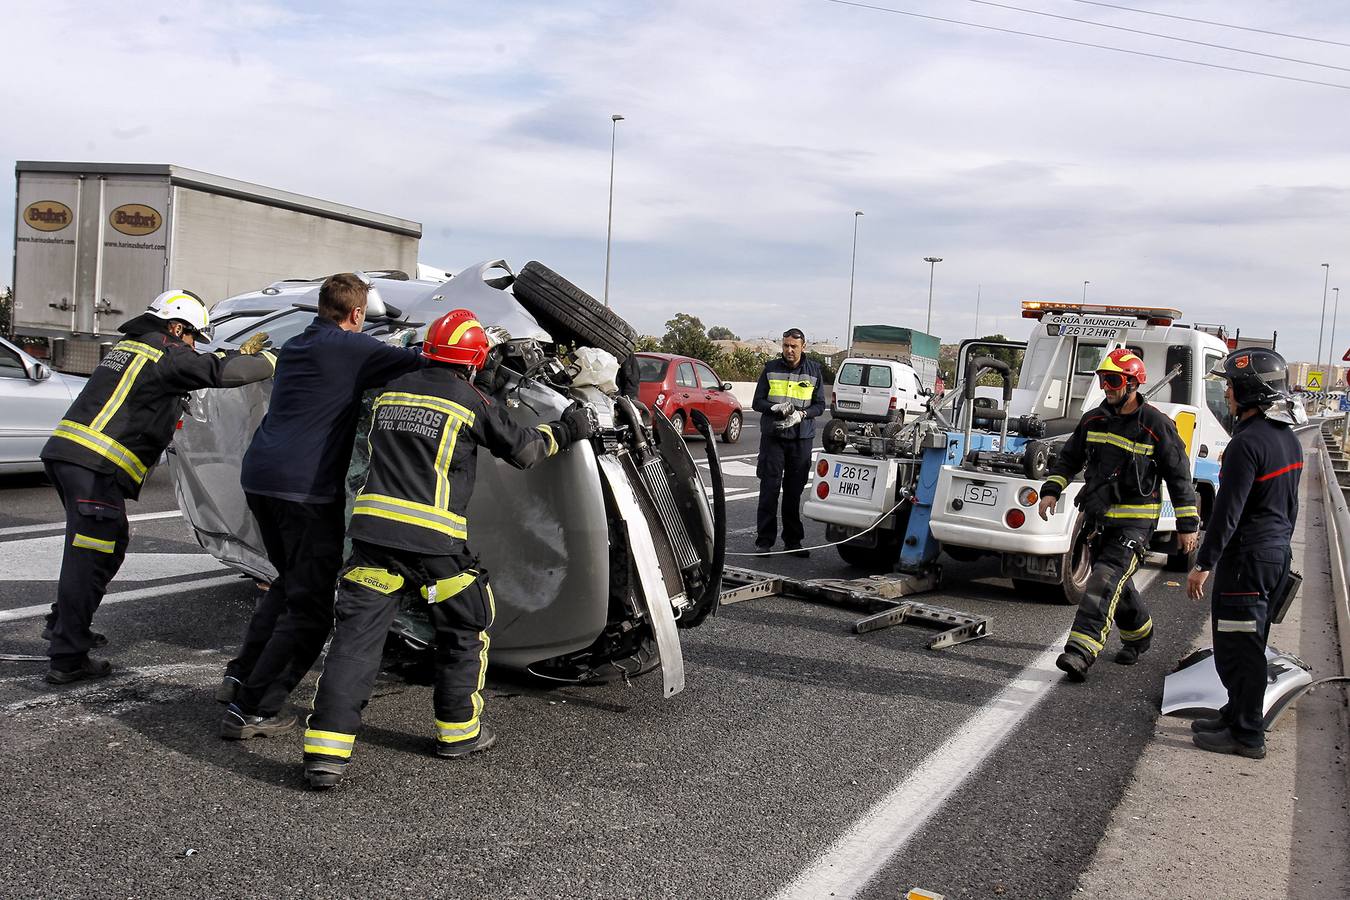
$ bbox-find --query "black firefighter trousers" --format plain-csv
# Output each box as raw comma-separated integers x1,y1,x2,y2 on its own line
232,492,346,717
304,541,496,767
1065,523,1154,664
756,435,813,548
43,461,130,667
1210,546,1290,748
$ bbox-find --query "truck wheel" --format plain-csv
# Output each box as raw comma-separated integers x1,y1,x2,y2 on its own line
1050,518,1094,605
512,261,637,360
823,419,848,454
1165,534,1200,572
1021,440,1050,481
837,534,901,572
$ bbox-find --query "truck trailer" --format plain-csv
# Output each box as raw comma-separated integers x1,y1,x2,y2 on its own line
11,161,421,373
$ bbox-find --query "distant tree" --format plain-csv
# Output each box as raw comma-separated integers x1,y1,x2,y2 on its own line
940,334,1024,388
707,325,739,341
661,313,720,364
805,351,836,385
634,334,661,352
719,347,771,381
0,286,11,336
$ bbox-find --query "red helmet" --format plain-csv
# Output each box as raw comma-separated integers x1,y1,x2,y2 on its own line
423,308,489,369
1096,348,1146,384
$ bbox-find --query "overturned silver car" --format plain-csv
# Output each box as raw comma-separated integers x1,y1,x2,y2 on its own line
168,261,725,696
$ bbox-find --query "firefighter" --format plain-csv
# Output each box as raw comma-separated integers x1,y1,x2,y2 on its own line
1037,348,1200,681
751,327,826,556
300,308,595,789
1186,349,1303,759
216,273,424,736
39,290,274,684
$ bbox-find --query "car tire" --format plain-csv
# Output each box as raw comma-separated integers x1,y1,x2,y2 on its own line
512,261,637,360
670,410,686,434
822,418,848,454
721,411,742,443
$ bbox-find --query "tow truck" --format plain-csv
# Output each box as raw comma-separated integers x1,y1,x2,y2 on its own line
803,301,1240,604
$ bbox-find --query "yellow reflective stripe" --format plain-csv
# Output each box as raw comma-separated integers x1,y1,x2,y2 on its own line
1047,475,1069,489
1104,503,1162,519
1068,631,1104,653
117,340,163,362
1096,551,1141,647
433,419,462,510
352,493,468,539
51,420,148,483
374,392,475,427
72,533,115,554
434,717,481,743
420,570,478,603
1173,505,1198,518
447,318,484,345
535,424,559,457
1118,618,1153,641
303,728,355,758
1086,432,1154,456
341,566,405,595
90,355,149,431
766,377,816,402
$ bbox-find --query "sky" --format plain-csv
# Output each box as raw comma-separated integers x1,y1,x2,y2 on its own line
5,0,1350,365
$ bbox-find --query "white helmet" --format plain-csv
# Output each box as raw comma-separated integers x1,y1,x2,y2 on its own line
147,289,212,339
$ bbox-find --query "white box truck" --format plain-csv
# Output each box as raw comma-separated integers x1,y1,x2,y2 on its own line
11,161,421,373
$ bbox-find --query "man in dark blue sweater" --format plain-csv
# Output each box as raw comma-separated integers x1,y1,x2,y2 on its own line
219,273,424,738
1187,348,1304,760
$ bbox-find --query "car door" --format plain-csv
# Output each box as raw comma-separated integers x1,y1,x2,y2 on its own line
692,360,731,431
674,360,699,429
0,340,75,469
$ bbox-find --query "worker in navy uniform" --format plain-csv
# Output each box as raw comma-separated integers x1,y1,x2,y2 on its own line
218,273,425,738
751,327,826,557
1038,348,1200,681
1187,348,1304,759
39,290,275,684
300,308,595,789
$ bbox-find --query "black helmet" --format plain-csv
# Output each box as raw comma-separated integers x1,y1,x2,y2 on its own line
1208,348,1289,409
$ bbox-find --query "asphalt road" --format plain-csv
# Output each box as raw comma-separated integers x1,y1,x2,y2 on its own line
0,419,1218,899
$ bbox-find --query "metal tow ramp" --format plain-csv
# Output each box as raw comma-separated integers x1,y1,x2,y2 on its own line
719,565,989,649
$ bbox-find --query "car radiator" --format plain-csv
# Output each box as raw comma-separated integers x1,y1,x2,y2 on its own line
638,455,701,571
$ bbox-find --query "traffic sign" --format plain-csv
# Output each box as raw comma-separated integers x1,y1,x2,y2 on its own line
1340,394,1350,412
1342,347,1350,362
1307,370,1325,391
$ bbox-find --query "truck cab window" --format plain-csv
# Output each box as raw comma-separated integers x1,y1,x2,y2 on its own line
1204,351,1233,434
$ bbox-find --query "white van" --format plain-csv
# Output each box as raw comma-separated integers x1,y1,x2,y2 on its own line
823,357,930,453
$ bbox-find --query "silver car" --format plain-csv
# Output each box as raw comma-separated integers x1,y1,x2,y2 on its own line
168,261,725,696
0,336,87,474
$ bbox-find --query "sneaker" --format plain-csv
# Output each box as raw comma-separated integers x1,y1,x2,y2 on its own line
1113,644,1147,666
1192,730,1266,759
45,657,113,685
304,758,347,790
1055,650,1090,682
214,676,242,704
435,724,497,759
42,627,108,649
785,544,810,559
219,704,297,740
1190,716,1227,734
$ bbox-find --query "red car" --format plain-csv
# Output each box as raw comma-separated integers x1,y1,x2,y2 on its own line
635,352,743,443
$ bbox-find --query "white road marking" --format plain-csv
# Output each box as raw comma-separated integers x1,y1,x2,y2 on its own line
698,451,762,465
0,574,242,624
774,569,1161,900
0,535,225,583
0,509,184,539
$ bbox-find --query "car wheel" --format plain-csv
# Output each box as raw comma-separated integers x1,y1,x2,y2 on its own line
670,410,686,434
512,261,637,360
822,418,848,453
721,411,742,443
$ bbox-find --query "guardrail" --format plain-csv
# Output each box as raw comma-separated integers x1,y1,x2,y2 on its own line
1316,419,1350,676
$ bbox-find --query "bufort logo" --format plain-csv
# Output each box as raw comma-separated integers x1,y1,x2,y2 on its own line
23,200,73,232
109,203,162,236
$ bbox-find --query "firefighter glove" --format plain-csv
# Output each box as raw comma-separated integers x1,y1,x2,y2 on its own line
771,400,794,417
775,408,804,431
561,403,596,443
238,332,270,355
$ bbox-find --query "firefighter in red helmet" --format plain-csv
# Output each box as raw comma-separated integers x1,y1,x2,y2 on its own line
1037,348,1200,682
301,308,595,789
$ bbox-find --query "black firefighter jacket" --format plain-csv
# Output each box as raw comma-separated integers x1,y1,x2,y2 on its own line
1040,398,1200,533
41,323,276,499
348,366,566,557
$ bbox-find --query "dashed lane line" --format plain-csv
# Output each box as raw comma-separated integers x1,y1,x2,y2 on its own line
0,574,242,625
773,568,1161,899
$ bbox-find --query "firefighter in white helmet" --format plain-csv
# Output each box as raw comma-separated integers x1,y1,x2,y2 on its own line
301,307,595,789
39,290,274,684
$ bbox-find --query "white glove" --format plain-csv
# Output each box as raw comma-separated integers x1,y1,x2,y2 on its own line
775,408,803,430
771,400,794,417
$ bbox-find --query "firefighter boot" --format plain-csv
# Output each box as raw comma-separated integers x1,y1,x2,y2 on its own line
1055,647,1092,682
1192,730,1266,760
219,704,297,740
1191,716,1227,734
45,656,113,685
1113,642,1148,666
435,724,497,759
305,758,347,790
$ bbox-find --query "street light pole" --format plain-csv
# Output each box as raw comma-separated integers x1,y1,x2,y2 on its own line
846,210,863,351
923,256,943,334
974,283,982,337
1082,280,1090,302
603,114,624,307
1316,262,1330,366
1328,286,1341,391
